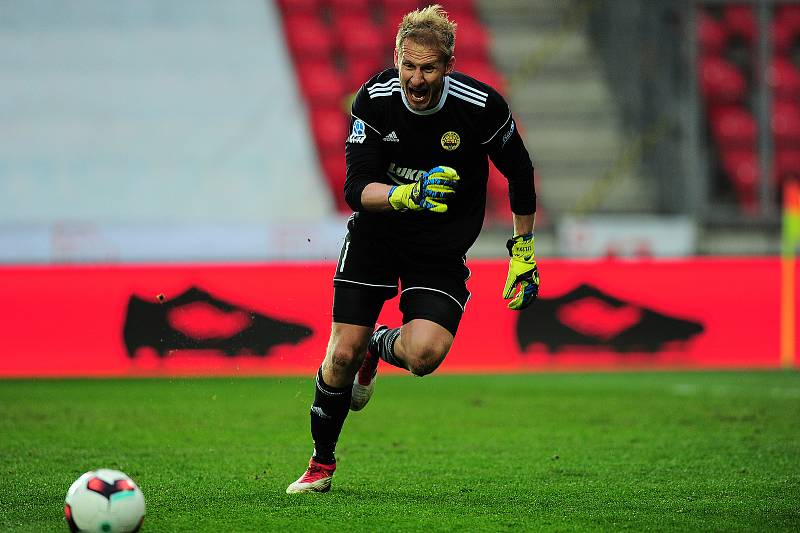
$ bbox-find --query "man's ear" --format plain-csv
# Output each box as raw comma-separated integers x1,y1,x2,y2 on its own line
445,55,455,75
394,48,399,68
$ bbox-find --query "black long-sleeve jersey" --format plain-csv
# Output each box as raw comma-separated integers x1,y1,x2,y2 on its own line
344,68,535,259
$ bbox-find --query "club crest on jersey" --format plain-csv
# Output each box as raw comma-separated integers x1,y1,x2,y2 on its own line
348,119,366,144
441,131,460,151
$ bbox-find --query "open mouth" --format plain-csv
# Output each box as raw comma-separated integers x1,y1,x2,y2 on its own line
408,85,429,104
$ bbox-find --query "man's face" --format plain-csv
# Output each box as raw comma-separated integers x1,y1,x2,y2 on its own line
395,38,454,111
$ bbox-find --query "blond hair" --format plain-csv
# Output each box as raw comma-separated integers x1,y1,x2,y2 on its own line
395,4,457,62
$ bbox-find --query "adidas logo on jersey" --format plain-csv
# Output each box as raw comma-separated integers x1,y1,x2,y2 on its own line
382,131,399,142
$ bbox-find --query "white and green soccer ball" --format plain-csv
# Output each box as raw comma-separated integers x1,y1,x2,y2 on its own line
64,469,145,532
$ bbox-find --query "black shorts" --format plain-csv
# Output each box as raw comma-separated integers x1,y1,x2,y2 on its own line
332,219,471,336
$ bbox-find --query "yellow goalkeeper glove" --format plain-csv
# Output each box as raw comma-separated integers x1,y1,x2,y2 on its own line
503,233,540,310
388,166,460,213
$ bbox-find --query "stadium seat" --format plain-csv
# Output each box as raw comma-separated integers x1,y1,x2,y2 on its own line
380,0,419,13
771,17,796,56
296,60,348,106
776,4,800,34
332,13,387,62
770,56,800,101
485,164,512,224
283,14,335,61
699,55,748,103
719,147,758,212
438,0,478,22
698,12,729,55
320,151,349,211
328,0,372,12
723,4,756,44
309,106,349,156
382,7,410,38
773,100,800,148
345,55,388,91
776,148,800,184
708,105,757,148
451,16,490,61
277,0,323,16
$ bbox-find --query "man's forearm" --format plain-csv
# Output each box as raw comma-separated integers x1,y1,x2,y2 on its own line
513,213,536,236
359,182,395,212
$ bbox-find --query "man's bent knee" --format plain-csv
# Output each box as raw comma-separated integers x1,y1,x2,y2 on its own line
398,320,453,377
406,346,448,377
408,358,442,377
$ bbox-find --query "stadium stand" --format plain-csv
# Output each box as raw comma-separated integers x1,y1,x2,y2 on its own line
0,0,333,225
276,0,509,220
699,3,800,213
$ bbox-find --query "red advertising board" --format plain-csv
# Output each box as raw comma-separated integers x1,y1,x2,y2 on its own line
0,258,792,377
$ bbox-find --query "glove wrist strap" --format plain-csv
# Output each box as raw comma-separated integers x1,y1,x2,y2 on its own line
506,233,534,257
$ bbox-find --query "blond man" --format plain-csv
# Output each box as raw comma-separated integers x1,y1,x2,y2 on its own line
288,4,539,494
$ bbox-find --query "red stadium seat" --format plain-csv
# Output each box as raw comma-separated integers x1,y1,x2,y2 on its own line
327,0,372,12
438,0,478,22
776,148,800,183
485,164,512,224
773,100,800,148
309,106,349,156
698,13,729,55
296,60,348,106
720,147,758,213
380,0,419,13
320,152,349,212
708,105,757,148
770,56,800,101
382,7,409,39
277,0,323,16
771,17,796,56
332,11,377,33
345,56,388,91
776,4,800,34
452,16,490,61
332,13,387,62
283,14,335,61
699,55,747,103
723,4,756,43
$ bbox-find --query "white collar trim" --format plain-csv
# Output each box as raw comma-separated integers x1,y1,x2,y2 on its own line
400,76,449,115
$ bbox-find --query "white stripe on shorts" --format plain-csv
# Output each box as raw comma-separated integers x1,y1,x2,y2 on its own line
335,278,397,289
400,286,469,312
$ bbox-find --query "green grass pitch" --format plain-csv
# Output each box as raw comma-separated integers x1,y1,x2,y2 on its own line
2,371,799,531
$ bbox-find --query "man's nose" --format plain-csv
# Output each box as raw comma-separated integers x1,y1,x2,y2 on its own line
410,69,424,85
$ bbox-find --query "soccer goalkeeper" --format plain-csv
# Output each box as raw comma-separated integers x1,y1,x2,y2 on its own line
287,4,539,494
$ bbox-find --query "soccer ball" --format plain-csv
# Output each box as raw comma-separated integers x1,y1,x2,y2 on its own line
64,469,145,533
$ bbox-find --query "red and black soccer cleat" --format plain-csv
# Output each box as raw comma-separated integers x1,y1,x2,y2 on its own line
286,458,336,494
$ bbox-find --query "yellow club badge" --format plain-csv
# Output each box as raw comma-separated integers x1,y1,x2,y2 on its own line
440,131,460,151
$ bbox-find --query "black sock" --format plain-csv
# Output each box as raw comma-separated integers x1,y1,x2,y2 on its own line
310,367,351,465
375,327,406,369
